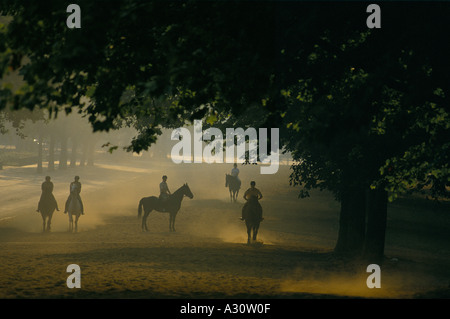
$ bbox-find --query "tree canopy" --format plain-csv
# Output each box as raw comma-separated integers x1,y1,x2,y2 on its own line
1,2,448,195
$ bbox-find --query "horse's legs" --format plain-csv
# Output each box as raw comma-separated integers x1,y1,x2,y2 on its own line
142,211,150,232
145,211,151,231
68,212,73,232
141,212,146,231
74,214,79,232
46,212,53,232
169,213,175,232
253,226,258,241
144,214,148,231
246,224,251,244
41,214,46,232
46,216,51,232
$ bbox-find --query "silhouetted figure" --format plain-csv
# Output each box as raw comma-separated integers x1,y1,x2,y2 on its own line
159,175,171,211
242,181,263,221
37,176,59,213
225,173,241,203
138,183,194,232
231,163,241,185
64,176,84,215
226,163,241,203
36,176,59,232
241,182,263,244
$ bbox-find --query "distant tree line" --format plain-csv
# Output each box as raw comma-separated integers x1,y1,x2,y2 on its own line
0,109,97,171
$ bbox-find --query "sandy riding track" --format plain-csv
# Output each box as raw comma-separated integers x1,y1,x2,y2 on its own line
0,160,449,299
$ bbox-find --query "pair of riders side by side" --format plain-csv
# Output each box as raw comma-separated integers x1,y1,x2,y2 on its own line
36,176,84,215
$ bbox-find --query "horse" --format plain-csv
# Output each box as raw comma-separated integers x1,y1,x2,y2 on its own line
67,192,83,232
138,183,194,232
38,195,58,232
242,196,262,244
225,174,241,202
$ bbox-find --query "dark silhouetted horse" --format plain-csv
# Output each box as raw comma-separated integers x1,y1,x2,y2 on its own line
242,196,262,244
138,183,194,232
225,174,240,202
38,195,58,232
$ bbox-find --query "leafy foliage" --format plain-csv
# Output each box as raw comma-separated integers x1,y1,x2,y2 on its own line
1,1,449,200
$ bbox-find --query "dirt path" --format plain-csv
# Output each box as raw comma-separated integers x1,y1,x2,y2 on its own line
0,160,449,299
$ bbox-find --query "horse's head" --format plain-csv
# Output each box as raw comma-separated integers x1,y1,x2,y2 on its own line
183,183,194,199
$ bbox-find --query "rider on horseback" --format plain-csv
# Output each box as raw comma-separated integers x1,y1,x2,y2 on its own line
241,181,263,221
231,163,241,188
37,176,59,213
159,175,171,211
64,176,84,215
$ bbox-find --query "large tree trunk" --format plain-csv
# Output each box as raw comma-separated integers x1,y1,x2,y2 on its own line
86,139,95,166
79,140,87,167
334,188,366,256
37,134,43,173
59,135,68,169
48,133,55,171
70,137,78,167
363,189,388,265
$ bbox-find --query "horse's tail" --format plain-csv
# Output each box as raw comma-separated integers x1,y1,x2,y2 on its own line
138,198,143,219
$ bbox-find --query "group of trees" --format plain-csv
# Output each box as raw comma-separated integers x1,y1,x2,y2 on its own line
0,108,97,171
1,1,449,263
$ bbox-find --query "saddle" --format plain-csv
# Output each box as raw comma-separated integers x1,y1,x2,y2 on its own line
242,196,262,221
228,175,241,188
158,194,170,211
